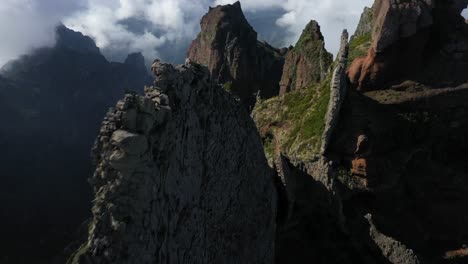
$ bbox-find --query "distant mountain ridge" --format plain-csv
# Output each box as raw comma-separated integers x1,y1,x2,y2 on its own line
0,24,152,264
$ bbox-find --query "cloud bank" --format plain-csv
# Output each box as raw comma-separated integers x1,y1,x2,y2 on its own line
0,0,85,66
0,0,376,67
64,0,212,63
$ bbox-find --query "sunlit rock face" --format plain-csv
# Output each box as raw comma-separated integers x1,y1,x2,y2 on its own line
348,0,468,91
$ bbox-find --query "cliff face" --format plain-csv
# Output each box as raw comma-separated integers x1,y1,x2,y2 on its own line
187,1,286,108
279,20,333,95
71,60,277,263
348,0,468,91
0,25,152,263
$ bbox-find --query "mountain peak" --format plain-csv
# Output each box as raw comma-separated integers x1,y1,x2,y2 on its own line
279,20,333,94
187,2,285,109
297,20,325,45
55,24,100,54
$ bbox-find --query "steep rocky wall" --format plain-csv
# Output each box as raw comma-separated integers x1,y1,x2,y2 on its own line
321,30,349,154
348,0,468,91
70,60,277,263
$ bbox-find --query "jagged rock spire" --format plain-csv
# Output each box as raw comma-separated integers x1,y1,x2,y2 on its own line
187,1,286,109
279,20,333,95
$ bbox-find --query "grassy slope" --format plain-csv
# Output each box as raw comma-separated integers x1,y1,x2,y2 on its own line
347,33,371,67
254,74,331,161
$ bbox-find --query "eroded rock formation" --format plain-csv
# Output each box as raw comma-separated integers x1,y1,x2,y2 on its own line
321,30,349,154
279,20,333,95
71,60,277,263
187,1,286,108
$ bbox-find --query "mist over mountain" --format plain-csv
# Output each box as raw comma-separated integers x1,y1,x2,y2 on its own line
0,0,375,67
0,25,152,263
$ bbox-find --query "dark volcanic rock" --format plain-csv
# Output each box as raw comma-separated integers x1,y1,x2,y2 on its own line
70,60,277,263
279,20,333,95
0,25,152,264
348,0,468,91
187,1,285,109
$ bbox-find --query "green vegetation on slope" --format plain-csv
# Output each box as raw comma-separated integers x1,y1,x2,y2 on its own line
222,81,233,92
254,74,331,161
348,32,371,67
296,38,333,83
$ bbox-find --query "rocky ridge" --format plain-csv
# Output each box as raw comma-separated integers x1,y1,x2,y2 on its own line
70,60,277,263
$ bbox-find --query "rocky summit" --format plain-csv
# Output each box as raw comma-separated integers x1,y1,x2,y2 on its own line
279,20,333,95
70,60,277,264
187,1,286,109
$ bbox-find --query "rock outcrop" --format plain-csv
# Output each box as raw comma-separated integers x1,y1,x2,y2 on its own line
348,0,468,90
321,30,349,154
187,1,286,108
279,20,333,95
70,60,277,263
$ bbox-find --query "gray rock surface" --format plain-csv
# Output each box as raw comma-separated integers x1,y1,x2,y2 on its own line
372,0,434,52
365,214,420,264
321,30,349,155
70,60,277,263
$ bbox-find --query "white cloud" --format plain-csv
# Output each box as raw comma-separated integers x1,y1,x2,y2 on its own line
64,0,211,63
216,0,284,11
0,0,85,66
0,0,374,67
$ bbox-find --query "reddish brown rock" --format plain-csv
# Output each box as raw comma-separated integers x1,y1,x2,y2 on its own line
351,134,371,180
351,158,368,178
348,0,468,91
187,1,286,108
279,20,333,95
